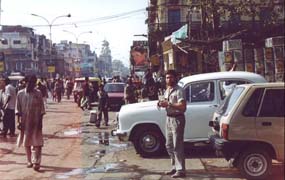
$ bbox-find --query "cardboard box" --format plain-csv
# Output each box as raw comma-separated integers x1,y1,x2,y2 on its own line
264,61,275,73
233,50,243,63
275,73,284,82
264,47,273,62
223,39,242,51
265,36,284,47
273,46,284,60
255,62,265,75
275,60,284,73
245,63,254,72
254,48,264,62
243,49,254,63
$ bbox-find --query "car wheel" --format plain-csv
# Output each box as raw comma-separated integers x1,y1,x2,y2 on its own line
238,148,271,180
133,127,165,157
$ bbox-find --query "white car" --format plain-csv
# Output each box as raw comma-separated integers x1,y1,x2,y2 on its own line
111,71,267,157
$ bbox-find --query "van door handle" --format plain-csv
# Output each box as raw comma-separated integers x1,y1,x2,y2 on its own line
209,104,218,108
262,122,272,126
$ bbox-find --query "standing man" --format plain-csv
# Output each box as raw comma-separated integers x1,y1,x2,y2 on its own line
124,77,136,104
1,78,17,138
157,70,186,178
81,77,91,110
16,75,45,171
0,77,6,133
96,85,109,127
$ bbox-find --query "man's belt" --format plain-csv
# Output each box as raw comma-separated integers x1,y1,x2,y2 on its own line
167,114,184,117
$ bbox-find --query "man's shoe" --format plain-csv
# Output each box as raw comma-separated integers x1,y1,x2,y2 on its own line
9,133,16,137
27,162,33,168
33,164,40,171
0,133,7,138
171,171,186,178
165,169,176,175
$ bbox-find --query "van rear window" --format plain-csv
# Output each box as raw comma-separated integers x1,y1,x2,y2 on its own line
243,88,264,117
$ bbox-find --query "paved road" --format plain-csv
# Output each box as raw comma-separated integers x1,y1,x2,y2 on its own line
0,98,284,180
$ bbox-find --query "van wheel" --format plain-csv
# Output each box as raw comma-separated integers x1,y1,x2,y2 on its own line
238,148,271,180
132,127,165,157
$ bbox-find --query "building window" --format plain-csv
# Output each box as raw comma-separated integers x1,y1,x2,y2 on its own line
13,40,21,44
168,9,181,32
16,62,22,71
1,39,8,45
168,9,180,23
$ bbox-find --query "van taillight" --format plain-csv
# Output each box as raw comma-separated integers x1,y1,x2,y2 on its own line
222,123,229,140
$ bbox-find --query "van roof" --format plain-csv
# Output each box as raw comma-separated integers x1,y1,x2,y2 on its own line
8,75,25,80
238,82,285,88
179,71,267,86
74,77,101,82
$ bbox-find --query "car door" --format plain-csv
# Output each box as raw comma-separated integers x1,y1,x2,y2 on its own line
184,80,218,140
255,88,285,161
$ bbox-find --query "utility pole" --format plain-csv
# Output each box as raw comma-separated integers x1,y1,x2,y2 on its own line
0,0,2,26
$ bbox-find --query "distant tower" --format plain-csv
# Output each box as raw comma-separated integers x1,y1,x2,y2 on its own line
98,40,112,77
100,40,111,56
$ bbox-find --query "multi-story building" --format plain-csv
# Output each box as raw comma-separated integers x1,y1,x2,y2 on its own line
146,0,285,75
0,25,39,75
112,59,129,77
56,41,97,78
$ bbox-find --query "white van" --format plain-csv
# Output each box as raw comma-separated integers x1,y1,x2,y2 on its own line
210,83,284,179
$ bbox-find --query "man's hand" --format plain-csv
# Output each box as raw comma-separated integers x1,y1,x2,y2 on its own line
158,100,169,108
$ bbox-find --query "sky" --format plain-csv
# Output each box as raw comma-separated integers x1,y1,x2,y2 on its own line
0,0,148,66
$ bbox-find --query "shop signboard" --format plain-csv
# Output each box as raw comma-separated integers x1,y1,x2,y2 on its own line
48,66,55,73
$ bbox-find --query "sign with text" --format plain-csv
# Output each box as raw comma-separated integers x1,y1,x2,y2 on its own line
48,66,55,73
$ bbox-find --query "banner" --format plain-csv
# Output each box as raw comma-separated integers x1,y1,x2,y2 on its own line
171,24,188,44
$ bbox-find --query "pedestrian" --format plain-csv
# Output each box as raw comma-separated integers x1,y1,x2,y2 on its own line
124,77,137,104
1,78,17,138
96,85,109,127
157,70,186,178
37,81,48,109
80,77,91,110
54,79,62,103
0,77,6,133
15,75,45,171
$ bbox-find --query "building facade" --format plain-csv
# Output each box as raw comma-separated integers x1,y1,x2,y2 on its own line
0,26,39,76
146,0,285,77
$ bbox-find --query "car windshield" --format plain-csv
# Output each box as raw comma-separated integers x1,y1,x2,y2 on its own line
104,84,125,92
221,87,245,116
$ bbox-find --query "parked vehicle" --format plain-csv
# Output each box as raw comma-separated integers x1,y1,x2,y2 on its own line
111,71,267,157
103,82,125,110
209,83,284,179
73,77,101,107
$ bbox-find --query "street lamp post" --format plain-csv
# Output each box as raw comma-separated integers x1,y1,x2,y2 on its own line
62,30,92,77
31,13,71,77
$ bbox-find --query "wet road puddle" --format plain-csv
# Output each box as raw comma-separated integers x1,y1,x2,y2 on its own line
63,128,82,136
55,163,123,179
55,132,132,179
84,132,131,153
